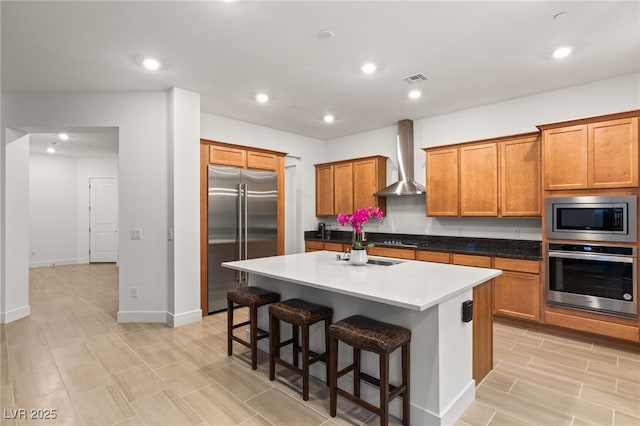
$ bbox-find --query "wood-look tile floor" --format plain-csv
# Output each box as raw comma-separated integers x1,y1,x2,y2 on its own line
0,264,638,425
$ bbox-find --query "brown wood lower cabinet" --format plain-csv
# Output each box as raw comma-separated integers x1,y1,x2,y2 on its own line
305,240,324,252
324,242,346,252
493,258,541,322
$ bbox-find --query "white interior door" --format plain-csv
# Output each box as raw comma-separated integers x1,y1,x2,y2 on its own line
90,178,118,263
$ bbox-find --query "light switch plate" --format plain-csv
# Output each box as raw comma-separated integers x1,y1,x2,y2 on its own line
131,228,142,240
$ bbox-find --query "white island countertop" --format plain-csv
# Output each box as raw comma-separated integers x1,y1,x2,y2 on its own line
222,250,501,311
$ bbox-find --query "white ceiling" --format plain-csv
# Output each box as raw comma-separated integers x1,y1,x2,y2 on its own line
28,129,118,158
2,1,639,143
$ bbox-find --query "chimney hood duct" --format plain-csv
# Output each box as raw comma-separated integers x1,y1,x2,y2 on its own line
374,119,426,196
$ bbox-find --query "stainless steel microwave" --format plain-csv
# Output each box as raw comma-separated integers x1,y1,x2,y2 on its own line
546,195,637,243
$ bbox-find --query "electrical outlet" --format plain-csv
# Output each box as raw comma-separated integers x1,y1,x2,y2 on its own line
131,287,138,298
31,250,36,257
457,226,463,235
131,228,142,240
167,228,174,241
514,228,521,238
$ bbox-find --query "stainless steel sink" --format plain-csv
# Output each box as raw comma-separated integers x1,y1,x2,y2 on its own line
366,258,404,266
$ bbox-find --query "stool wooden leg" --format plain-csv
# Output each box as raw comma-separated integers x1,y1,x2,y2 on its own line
292,324,299,368
353,347,361,398
269,314,278,381
380,353,389,426
302,324,310,401
329,335,338,417
324,318,330,386
250,304,258,370
402,343,410,426
227,300,234,357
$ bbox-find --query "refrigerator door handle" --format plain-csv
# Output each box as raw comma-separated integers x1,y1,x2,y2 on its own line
237,183,243,283
243,183,249,283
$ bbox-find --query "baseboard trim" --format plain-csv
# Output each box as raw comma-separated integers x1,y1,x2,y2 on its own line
29,258,87,268
166,309,202,327
117,310,167,323
409,380,475,426
0,305,31,324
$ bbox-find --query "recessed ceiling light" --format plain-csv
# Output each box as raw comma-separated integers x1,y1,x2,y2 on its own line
316,29,334,40
408,90,422,99
256,93,269,103
142,57,161,70
46,147,56,154
360,62,377,74
323,114,335,123
58,133,69,140
553,46,572,59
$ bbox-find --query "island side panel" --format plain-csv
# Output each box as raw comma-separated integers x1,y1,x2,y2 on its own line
250,274,475,426
472,281,493,383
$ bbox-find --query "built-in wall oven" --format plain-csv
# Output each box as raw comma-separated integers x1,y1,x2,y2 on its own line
547,243,637,318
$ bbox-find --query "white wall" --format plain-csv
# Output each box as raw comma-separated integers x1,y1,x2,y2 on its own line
325,73,640,240
29,154,79,266
200,113,325,252
29,154,118,267
167,88,201,326
2,92,172,324
2,132,30,323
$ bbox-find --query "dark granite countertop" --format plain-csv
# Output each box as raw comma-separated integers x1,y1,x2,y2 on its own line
304,230,541,260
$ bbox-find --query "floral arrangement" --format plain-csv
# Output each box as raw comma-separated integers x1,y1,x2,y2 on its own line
337,206,384,250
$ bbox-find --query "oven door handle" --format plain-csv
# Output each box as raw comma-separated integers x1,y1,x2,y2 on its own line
548,251,636,263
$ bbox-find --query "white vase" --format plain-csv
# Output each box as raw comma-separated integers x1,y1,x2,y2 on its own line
349,249,368,266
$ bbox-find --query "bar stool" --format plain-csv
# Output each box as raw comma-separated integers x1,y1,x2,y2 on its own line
227,287,280,370
268,298,333,400
329,315,411,426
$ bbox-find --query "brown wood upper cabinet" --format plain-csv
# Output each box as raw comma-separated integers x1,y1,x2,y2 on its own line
540,114,639,190
460,143,498,216
209,144,279,171
424,132,541,217
315,156,387,217
425,147,459,216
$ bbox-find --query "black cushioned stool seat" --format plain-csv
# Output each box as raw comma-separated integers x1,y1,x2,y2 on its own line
269,298,333,400
329,315,411,426
227,287,280,370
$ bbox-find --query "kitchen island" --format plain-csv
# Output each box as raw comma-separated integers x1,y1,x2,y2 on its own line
223,250,501,426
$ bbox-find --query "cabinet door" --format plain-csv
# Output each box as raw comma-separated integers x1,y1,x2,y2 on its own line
334,163,354,215
305,240,324,252
415,250,451,264
460,143,498,216
543,125,588,190
247,151,277,171
588,117,639,189
426,148,459,216
315,165,334,216
500,136,541,216
324,242,346,252
353,158,386,212
493,271,540,321
209,145,246,167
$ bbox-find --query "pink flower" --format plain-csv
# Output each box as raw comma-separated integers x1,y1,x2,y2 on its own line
336,206,384,233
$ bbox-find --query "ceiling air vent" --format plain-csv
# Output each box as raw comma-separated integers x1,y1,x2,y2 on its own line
403,73,429,84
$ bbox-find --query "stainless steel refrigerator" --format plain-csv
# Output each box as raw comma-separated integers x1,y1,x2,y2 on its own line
207,165,278,313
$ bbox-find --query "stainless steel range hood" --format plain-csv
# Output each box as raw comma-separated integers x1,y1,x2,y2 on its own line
374,119,426,196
